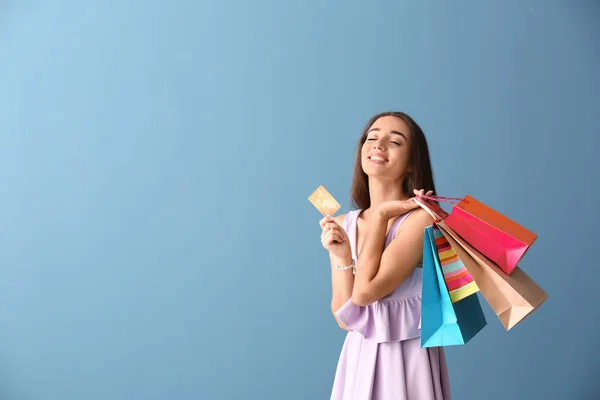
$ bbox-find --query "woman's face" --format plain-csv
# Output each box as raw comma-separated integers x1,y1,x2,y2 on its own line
361,115,412,181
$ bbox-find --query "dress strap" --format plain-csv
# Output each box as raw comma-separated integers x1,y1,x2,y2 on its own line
388,210,415,241
342,210,361,261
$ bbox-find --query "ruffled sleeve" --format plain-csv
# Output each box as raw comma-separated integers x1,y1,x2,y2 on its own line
335,294,422,343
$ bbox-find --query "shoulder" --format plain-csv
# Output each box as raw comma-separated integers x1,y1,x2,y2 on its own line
396,208,434,234
334,209,361,229
334,213,347,225
335,208,362,225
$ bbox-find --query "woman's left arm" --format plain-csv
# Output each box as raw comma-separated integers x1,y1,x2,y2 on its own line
351,208,433,306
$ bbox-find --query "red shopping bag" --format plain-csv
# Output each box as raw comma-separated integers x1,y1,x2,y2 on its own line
421,195,537,275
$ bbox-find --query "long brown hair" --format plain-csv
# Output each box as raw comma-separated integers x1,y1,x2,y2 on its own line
350,111,437,210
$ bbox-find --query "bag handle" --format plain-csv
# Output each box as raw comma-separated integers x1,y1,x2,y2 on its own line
419,194,464,205
414,196,448,222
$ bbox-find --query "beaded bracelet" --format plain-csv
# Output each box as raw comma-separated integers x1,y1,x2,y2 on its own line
336,259,356,275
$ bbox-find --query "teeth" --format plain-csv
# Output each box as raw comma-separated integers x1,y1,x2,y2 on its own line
370,156,386,162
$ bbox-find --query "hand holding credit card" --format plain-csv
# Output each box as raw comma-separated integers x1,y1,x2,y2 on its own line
309,185,351,262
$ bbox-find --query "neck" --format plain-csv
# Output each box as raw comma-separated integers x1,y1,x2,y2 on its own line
365,177,409,212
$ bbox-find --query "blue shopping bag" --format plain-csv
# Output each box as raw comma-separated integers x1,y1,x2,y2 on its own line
421,225,487,348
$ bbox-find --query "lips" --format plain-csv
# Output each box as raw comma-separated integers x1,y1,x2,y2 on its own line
368,153,388,163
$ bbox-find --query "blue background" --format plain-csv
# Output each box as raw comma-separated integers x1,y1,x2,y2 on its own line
1,0,598,399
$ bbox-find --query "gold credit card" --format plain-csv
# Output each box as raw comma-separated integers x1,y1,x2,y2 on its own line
308,185,341,216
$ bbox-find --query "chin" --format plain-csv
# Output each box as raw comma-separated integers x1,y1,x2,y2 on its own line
363,165,405,183
362,166,391,179
362,161,388,174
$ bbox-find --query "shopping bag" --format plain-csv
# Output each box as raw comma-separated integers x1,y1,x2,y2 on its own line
421,226,487,348
444,195,538,275
416,196,548,331
432,225,479,303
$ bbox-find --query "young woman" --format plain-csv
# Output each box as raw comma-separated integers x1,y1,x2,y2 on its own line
320,112,451,399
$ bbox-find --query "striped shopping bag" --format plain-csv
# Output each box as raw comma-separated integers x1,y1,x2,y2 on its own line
432,225,479,303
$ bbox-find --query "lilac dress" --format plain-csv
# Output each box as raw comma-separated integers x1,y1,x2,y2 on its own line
331,210,451,400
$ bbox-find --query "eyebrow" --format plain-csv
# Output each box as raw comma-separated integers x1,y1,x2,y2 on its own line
367,128,407,140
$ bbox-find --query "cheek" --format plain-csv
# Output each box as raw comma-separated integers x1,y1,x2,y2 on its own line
360,143,369,158
391,149,411,168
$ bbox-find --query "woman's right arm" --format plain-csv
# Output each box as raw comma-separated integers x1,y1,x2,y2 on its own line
329,254,354,331
326,214,354,331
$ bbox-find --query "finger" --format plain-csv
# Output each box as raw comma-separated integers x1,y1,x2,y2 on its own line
335,229,347,241
325,229,341,240
407,199,420,209
319,215,335,228
321,224,336,240
321,225,334,239
328,224,348,240
319,216,330,228
321,226,339,241
322,230,334,244
322,221,340,232
322,232,342,248
330,232,344,243
326,229,345,243
322,236,334,248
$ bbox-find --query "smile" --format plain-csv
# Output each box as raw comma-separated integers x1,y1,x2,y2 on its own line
368,155,388,164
